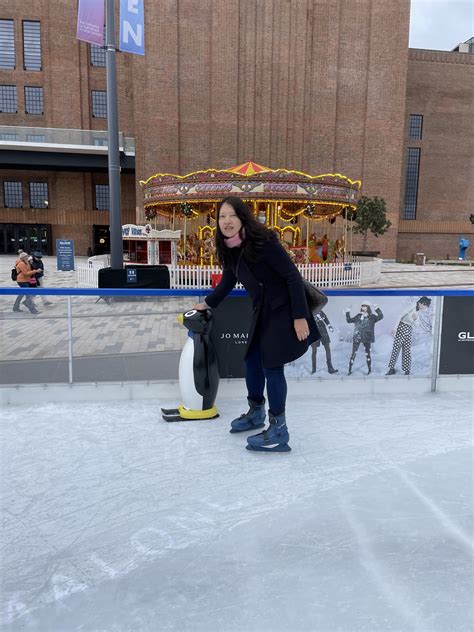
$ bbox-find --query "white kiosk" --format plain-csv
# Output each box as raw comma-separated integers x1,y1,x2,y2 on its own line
122,224,181,266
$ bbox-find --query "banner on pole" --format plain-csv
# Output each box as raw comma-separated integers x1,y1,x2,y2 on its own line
77,0,105,46
119,0,145,55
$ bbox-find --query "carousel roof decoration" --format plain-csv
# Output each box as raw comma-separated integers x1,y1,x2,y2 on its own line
140,161,361,218
227,161,272,176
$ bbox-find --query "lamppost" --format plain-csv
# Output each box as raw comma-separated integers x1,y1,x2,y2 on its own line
105,0,123,270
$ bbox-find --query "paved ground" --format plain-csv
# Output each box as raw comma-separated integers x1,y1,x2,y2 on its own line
1,255,473,291
0,256,192,371
0,255,472,381
365,260,474,288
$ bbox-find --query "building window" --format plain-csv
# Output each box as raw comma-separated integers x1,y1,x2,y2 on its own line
0,132,19,141
409,114,423,140
403,148,421,220
29,182,49,208
0,85,17,113
91,90,107,118
27,134,46,143
95,184,109,210
25,86,44,115
91,43,106,67
23,21,42,71
0,19,15,69
3,181,23,207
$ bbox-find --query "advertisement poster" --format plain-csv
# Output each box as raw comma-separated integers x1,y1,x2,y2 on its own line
210,296,253,378
286,295,436,378
212,294,437,379
439,296,474,375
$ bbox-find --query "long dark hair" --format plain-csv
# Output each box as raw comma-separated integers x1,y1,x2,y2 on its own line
215,196,272,268
416,296,431,311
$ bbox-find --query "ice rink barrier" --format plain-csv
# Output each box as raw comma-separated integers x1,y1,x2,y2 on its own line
0,287,472,404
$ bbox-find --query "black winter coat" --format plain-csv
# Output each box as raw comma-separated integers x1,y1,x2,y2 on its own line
205,235,320,368
346,308,383,344
314,311,332,344
30,258,44,284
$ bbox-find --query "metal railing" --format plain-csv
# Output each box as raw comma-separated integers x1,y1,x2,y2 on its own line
1,287,471,390
0,126,135,155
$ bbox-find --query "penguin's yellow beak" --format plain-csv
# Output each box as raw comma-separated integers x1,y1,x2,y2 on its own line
177,314,184,325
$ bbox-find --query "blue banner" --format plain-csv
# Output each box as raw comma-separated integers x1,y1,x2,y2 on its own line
56,239,75,272
119,0,145,56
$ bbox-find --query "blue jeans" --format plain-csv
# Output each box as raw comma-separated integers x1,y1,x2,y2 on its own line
245,338,287,416
13,283,35,312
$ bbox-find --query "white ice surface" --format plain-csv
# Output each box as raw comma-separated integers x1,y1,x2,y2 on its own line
1,392,473,632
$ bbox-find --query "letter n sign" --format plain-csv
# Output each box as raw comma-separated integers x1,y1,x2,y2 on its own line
119,0,145,55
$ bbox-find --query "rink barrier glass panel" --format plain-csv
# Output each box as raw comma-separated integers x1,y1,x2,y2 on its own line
0,288,472,387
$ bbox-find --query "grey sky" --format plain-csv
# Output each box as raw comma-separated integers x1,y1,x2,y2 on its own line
409,0,473,50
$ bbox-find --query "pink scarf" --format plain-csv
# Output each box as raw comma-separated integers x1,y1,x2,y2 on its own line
224,230,244,248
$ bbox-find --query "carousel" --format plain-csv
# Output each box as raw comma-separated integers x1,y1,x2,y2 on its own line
140,161,361,266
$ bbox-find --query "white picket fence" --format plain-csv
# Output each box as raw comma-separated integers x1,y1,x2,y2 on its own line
77,259,381,289
77,263,106,288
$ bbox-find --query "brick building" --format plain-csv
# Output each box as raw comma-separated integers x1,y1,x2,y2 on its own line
398,48,474,260
0,1,472,260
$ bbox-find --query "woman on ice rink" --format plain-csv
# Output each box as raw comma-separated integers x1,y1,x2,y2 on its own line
194,196,320,452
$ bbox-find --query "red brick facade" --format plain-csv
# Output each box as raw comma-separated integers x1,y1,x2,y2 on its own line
129,0,411,259
398,49,474,260
0,1,472,259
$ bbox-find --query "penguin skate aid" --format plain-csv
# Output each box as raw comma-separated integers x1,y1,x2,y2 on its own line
161,308,220,422
191,196,324,453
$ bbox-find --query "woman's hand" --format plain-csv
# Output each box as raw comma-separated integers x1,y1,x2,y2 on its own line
193,303,207,311
294,318,310,341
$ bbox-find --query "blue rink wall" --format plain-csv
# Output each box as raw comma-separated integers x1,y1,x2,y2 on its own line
0,288,472,404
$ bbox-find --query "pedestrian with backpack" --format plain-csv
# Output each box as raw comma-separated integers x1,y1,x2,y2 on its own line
12,252,39,314
30,252,52,306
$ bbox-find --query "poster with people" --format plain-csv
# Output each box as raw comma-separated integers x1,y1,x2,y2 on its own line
285,295,436,378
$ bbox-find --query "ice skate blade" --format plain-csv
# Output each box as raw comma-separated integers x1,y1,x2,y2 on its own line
229,422,265,434
162,414,187,422
161,407,180,415
245,443,291,453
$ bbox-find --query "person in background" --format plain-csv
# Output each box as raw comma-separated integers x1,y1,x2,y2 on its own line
30,252,52,307
194,196,320,453
13,252,39,314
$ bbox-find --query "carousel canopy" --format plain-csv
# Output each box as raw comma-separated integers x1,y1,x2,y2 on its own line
140,161,361,214
227,161,272,176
